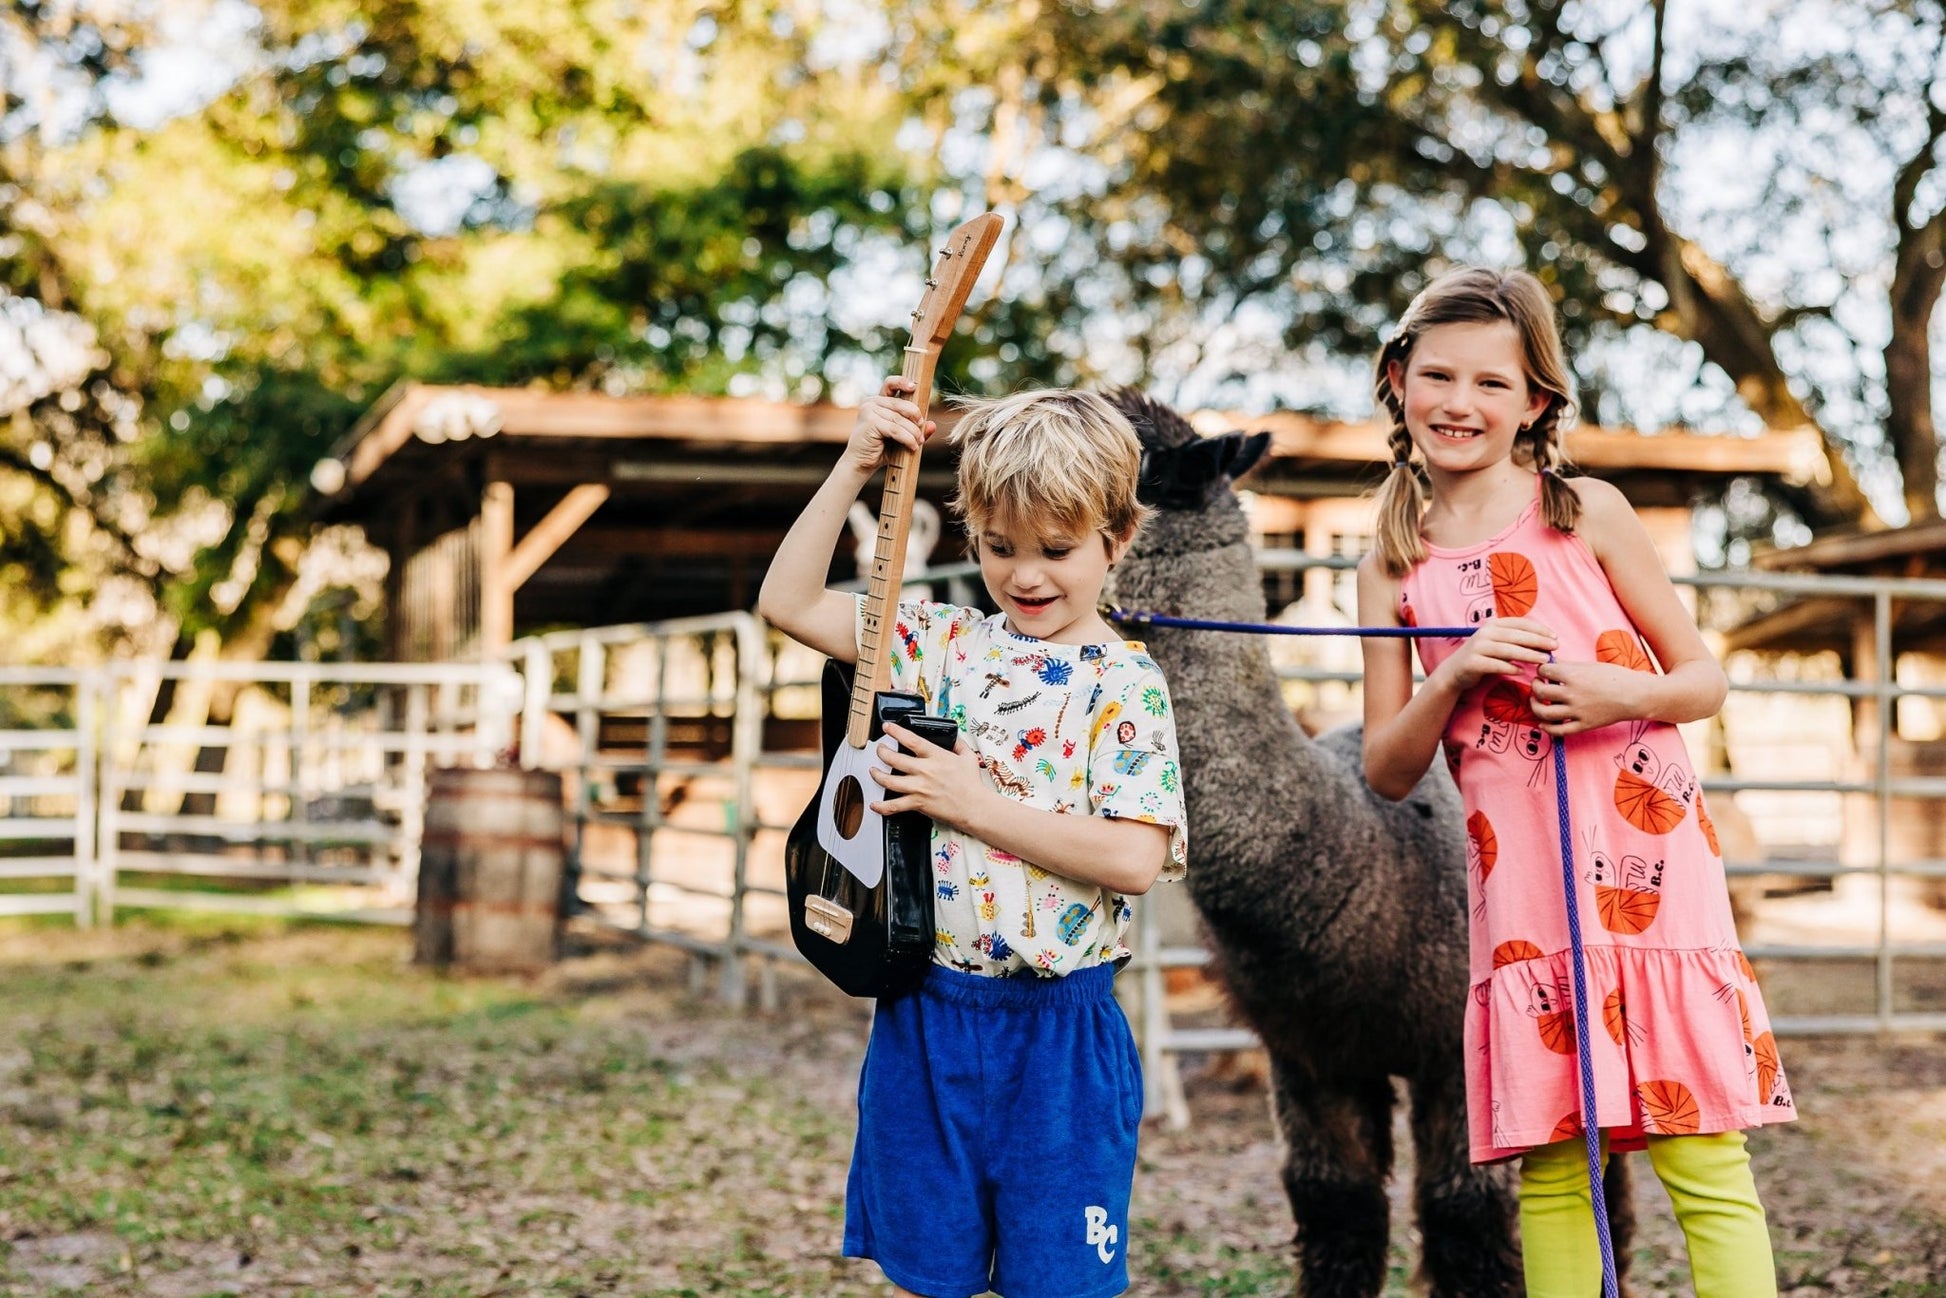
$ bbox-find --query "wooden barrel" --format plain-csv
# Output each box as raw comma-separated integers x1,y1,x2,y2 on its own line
414,767,566,972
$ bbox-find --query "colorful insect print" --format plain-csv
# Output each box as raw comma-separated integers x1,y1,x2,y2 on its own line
869,600,1186,979
1057,902,1096,946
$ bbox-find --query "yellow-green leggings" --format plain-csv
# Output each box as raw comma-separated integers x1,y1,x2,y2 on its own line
1520,1130,1777,1297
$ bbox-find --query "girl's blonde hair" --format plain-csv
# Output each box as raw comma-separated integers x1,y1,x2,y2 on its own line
946,388,1151,549
1370,267,1579,577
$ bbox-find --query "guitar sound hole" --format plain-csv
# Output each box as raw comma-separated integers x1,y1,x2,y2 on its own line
833,775,866,839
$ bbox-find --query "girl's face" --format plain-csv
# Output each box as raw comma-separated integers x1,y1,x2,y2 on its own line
1388,320,1551,479
974,515,1130,645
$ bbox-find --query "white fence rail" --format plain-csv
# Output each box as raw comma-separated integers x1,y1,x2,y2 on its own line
5,559,1945,1119
0,660,514,925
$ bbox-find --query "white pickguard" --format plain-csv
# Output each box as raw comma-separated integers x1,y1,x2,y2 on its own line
816,738,891,888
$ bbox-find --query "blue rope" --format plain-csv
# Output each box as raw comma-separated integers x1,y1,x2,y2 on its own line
1111,603,1619,1288
1551,684,1620,1298
1107,605,1477,639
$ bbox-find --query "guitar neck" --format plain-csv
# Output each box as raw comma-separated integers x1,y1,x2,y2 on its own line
848,342,938,747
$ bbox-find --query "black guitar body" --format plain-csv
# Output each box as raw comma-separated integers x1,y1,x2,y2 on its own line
786,661,958,998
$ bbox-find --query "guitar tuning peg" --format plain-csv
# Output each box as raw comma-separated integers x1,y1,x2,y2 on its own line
925,277,938,287
939,246,955,258
910,308,923,321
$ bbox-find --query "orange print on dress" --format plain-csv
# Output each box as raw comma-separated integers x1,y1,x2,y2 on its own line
1527,977,1577,1055
1466,810,1498,914
1753,1031,1781,1104
1492,939,1545,969
1636,1079,1702,1134
1603,986,1645,1046
1476,679,1554,787
1586,849,1664,935
1475,681,1530,753
1595,629,1654,672
1489,551,1538,617
1696,792,1721,856
1550,1112,1584,1142
1612,725,1688,835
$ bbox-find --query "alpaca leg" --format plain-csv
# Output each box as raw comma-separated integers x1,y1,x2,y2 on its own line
1404,1068,1521,1298
1605,1151,1637,1297
1268,1060,1394,1298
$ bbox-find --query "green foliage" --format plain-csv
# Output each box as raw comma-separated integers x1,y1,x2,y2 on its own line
4,0,1944,664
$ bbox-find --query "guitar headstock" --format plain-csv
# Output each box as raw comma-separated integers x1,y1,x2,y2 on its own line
909,212,1004,353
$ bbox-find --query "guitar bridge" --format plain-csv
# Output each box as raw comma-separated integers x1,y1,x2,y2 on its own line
803,896,855,944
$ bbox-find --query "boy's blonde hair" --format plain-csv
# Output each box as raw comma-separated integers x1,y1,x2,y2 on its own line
946,388,1151,548
1371,267,1579,577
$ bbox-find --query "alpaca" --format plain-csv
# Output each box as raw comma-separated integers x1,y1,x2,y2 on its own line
1107,390,1632,1297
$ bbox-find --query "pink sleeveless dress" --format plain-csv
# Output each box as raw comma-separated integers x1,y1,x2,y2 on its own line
1400,487,1797,1162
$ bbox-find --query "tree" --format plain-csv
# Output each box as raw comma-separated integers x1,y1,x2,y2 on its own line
8,0,944,666
911,0,1945,531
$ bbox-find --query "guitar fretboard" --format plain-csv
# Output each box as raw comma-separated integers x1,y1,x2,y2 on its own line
847,342,936,747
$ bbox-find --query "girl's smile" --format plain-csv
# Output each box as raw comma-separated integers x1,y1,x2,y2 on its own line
1389,320,1550,477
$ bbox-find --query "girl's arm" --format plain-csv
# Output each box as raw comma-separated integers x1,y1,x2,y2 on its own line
1528,478,1727,734
755,377,935,662
1357,554,1557,800
871,722,1174,895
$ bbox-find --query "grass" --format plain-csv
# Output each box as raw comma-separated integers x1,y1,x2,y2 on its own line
0,918,1311,1297
3,916,1944,1296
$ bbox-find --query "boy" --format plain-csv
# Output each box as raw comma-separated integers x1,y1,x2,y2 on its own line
758,378,1188,1298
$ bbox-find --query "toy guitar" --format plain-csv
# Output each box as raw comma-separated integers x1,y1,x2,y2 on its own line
784,211,1003,998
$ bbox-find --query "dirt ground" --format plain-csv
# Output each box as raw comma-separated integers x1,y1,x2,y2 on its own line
0,920,1942,1296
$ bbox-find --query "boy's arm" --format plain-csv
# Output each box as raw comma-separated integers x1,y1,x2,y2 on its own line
755,458,876,663
874,722,1174,895
755,377,934,663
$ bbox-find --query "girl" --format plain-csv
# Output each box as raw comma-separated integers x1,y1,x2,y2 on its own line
1356,268,1795,1297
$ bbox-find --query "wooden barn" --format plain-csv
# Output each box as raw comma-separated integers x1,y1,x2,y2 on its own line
311,382,1826,659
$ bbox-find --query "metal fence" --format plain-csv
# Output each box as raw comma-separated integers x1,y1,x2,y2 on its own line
0,660,513,925
0,668,97,923
508,612,782,1007
6,558,1946,1123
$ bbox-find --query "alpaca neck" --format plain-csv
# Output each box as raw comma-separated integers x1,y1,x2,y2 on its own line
1122,539,1317,761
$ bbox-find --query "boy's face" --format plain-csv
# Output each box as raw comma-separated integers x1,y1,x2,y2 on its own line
973,514,1129,645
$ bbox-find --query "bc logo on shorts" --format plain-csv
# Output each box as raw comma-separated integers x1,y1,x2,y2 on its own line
1084,1205,1118,1263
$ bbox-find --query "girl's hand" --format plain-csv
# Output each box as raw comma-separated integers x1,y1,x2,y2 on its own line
1529,660,1648,736
1437,616,1557,693
871,722,990,830
843,376,935,476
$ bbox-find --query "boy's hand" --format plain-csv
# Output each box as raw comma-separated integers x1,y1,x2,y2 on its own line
1530,659,1647,735
1438,616,1556,692
871,722,989,830
844,376,936,476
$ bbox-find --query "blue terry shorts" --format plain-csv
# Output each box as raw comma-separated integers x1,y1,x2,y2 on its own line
842,962,1143,1298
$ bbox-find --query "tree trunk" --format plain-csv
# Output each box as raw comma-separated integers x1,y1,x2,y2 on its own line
1886,221,1946,525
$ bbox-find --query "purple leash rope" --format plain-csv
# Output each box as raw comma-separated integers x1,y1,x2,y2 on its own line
1111,605,1619,1294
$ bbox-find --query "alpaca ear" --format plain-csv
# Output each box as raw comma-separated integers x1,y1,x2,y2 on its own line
1224,431,1271,482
